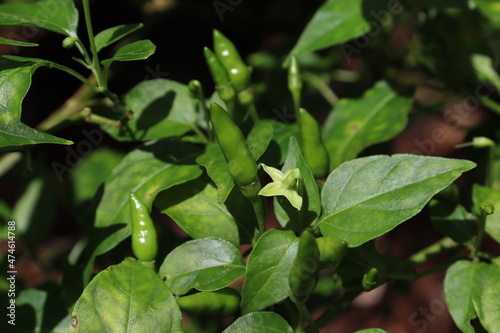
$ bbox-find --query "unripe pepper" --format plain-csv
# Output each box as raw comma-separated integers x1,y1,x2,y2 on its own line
204,47,236,116
362,267,378,291
316,237,347,269
176,288,240,317
213,30,250,93
289,231,320,303
288,55,302,113
129,192,158,263
298,108,330,179
210,102,257,186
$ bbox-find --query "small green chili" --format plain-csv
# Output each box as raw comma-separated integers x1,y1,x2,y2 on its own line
289,231,320,303
362,267,378,291
298,108,330,179
210,102,257,186
213,30,250,93
204,47,236,116
129,192,158,264
316,237,347,269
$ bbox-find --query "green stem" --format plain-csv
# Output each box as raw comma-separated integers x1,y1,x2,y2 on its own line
82,0,105,90
471,212,487,261
294,300,319,333
479,95,500,116
409,237,458,264
310,290,359,331
251,195,266,236
302,72,339,107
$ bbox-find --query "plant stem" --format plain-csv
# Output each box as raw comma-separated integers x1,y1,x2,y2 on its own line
82,0,105,90
250,196,266,236
409,237,458,265
302,72,339,107
471,212,487,261
37,79,97,132
310,291,359,331
294,300,319,333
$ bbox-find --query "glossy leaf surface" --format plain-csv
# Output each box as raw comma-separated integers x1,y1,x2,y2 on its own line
241,229,298,314
222,312,294,333
159,238,245,296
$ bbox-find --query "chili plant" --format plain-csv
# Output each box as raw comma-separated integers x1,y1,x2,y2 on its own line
1,0,500,332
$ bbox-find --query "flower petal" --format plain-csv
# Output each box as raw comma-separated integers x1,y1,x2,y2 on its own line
259,182,287,197
284,190,303,210
261,163,285,182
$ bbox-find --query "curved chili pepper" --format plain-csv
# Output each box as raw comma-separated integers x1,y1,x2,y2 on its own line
129,192,158,263
204,47,236,116
210,102,257,186
298,108,330,179
213,29,250,93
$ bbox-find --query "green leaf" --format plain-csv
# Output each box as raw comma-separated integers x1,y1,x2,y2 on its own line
444,260,479,333
158,238,245,296
475,0,500,27
354,329,388,333
222,312,294,333
70,258,183,333
92,139,202,257
101,39,155,66
247,120,274,160
444,261,500,333
323,81,413,169
156,181,242,246
430,203,476,244
103,79,198,141
0,58,72,148
70,147,124,205
15,288,69,333
472,262,500,332
13,176,55,248
196,143,235,203
266,122,299,165
95,23,143,52
274,137,321,232
473,184,500,244
241,229,298,314
472,54,500,93
319,155,476,247
0,0,78,37
0,36,38,47
289,0,388,58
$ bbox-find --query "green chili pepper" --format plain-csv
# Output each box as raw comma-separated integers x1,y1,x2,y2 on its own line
288,55,302,113
316,237,347,269
213,30,250,93
204,47,236,116
62,37,78,49
176,288,240,317
129,192,158,263
289,231,320,303
362,267,378,291
298,108,330,179
210,102,257,186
